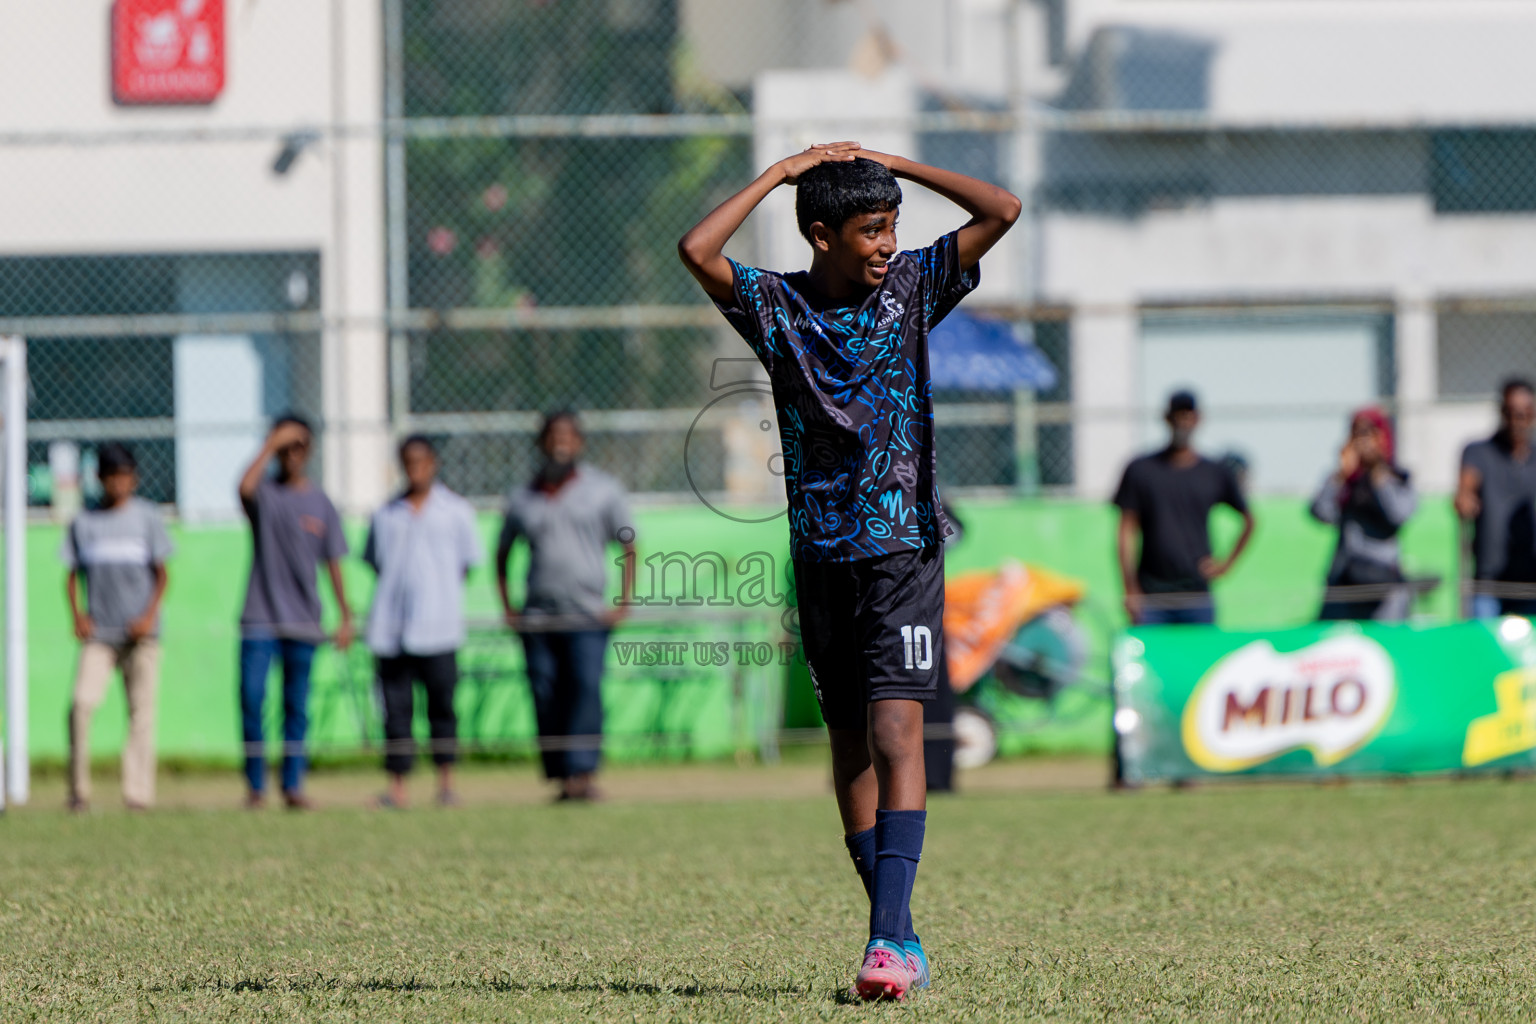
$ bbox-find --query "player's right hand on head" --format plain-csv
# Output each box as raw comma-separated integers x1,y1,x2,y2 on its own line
778,142,861,185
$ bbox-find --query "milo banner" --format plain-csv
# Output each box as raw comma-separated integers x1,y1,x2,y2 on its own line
1113,619,1536,782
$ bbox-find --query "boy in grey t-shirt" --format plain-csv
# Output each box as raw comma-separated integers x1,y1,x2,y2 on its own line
62,443,172,811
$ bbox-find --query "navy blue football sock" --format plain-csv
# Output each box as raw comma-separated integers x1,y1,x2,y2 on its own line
845,827,876,900
869,809,926,944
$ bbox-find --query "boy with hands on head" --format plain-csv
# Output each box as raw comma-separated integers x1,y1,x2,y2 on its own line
679,142,1019,1000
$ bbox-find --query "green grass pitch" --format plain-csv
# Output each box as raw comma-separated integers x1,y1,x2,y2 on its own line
3,765,1535,1022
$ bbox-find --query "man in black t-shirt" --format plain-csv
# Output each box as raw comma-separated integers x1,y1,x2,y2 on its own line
1456,377,1536,617
1114,390,1254,625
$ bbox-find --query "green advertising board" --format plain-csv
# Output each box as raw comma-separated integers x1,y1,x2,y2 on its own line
1113,618,1536,782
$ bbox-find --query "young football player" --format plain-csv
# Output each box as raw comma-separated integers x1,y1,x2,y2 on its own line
679,143,1019,999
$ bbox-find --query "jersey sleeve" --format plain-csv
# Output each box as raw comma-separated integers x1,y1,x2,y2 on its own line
910,230,981,328
1218,464,1250,515
603,481,637,544
1309,474,1344,525
495,500,523,563
1112,460,1144,513
321,496,349,560
458,502,485,571
712,259,784,370
147,505,174,564
1461,441,1488,474
60,520,81,570
1374,471,1417,527
362,514,380,572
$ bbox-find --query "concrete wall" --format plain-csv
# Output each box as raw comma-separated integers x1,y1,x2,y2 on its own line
720,1,1536,498
1049,1,1536,497
682,0,1026,102
1049,197,1533,496
751,68,1020,304
0,0,388,515
1062,0,1536,122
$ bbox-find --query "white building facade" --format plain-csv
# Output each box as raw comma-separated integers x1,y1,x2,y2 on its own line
697,0,1536,497
0,0,389,518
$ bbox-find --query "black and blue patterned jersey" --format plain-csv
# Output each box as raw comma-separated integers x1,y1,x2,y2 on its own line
713,230,979,563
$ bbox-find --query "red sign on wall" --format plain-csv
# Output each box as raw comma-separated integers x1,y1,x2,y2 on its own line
112,0,225,106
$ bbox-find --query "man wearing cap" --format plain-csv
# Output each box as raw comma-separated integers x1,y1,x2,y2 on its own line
1113,390,1254,625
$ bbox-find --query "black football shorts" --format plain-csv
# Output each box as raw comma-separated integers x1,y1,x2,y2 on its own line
792,546,946,730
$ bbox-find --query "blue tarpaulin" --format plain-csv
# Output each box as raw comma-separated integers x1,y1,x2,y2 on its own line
929,312,1059,392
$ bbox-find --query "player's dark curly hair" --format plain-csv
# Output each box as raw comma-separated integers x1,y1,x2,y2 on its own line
795,157,902,242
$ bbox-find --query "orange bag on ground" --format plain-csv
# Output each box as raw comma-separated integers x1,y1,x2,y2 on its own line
944,562,1086,693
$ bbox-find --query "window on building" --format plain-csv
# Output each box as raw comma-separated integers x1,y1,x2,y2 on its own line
1,251,320,511
1436,310,1536,398
1431,131,1536,214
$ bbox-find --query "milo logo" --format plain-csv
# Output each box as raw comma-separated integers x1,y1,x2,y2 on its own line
1181,635,1396,772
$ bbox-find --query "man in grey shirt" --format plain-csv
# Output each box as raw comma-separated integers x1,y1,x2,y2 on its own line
63,443,172,811
364,435,483,808
496,411,636,801
237,415,353,810
1457,378,1536,617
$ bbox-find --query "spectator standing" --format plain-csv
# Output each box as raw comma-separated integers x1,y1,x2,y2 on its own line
62,443,172,811
364,436,483,808
924,503,966,795
1457,378,1536,617
237,416,353,809
495,411,636,802
1114,390,1255,625
1311,408,1417,621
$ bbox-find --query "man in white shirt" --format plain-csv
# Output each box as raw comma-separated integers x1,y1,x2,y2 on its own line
364,435,483,808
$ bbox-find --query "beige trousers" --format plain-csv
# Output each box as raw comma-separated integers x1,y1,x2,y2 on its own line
68,639,160,807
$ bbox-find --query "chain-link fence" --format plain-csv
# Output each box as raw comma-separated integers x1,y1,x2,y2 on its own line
15,0,1536,773
6,1,1536,512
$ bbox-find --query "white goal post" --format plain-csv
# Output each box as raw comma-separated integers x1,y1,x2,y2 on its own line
0,337,27,809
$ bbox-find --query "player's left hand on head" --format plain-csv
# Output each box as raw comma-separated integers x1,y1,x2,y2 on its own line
851,147,898,169
779,142,860,184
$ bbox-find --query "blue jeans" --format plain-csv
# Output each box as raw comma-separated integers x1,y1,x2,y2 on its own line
1472,594,1536,619
520,629,609,780
240,636,318,794
1138,600,1216,626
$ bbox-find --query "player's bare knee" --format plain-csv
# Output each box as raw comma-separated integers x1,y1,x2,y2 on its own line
867,703,923,763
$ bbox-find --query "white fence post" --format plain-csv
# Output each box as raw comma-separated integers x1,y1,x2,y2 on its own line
2,336,28,807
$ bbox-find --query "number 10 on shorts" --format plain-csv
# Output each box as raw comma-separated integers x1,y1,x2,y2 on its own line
900,624,934,671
